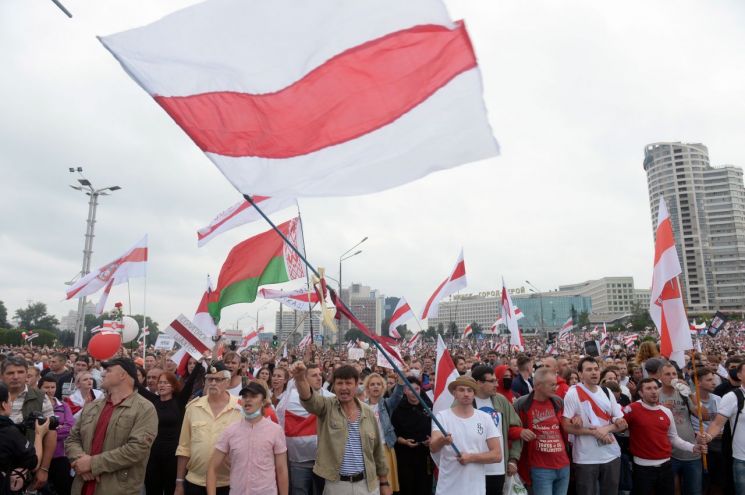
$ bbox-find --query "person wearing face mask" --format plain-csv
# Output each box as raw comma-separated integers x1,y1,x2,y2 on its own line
714,356,741,397
206,382,288,495
493,365,515,403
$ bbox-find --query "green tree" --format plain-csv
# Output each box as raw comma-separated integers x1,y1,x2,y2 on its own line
436,322,445,336
470,321,483,335
577,310,590,328
629,302,653,332
424,326,438,340
570,304,578,324
0,300,8,328
447,321,458,339
14,302,59,332
0,329,57,346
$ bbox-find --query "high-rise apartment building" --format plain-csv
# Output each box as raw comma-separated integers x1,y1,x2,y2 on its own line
643,142,745,313
558,277,638,320
274,310,323,344
338,284,385,338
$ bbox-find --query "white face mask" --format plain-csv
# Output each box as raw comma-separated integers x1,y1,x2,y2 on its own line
409,369,421,378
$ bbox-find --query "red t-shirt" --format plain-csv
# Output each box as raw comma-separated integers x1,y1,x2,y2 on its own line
623,401,673,461
526,399,570,469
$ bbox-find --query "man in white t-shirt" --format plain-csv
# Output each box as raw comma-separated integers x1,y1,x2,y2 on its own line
430,376,502,495
562,357,627,495
701,361,745,495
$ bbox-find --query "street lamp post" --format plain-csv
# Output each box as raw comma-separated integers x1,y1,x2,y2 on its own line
67,167,121,347
338,237,367,346
525,280,545,337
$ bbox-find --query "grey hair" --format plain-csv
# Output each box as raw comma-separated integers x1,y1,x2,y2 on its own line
1,356,29,374
533,367,556,386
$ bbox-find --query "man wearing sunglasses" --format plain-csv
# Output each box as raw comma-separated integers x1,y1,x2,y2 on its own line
176,361,242,495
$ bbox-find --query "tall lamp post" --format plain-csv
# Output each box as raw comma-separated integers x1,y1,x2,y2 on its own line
525,280,546,338
67,167,121,347
338,236,367,345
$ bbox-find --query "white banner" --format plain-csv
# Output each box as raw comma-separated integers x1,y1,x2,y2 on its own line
347,348,365,361
154,336,176,351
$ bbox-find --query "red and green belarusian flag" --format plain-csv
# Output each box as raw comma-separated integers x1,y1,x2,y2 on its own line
208,217,306,322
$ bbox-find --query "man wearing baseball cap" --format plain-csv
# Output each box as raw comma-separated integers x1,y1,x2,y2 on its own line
64,357,158,495
175,361,242,495
430,376,503,495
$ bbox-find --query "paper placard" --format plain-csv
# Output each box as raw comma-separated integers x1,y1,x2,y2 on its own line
377,346,403,369
154,336,176,350
347,348,365,361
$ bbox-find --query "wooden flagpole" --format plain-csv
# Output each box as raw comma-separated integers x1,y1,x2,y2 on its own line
689,348,708,472
243,194,461,455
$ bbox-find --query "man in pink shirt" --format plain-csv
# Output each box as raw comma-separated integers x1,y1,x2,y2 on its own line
206,382,289,495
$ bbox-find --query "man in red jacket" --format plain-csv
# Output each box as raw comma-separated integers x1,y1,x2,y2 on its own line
623,378,707,495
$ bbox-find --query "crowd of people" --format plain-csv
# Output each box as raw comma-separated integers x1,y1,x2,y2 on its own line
0,325,744,495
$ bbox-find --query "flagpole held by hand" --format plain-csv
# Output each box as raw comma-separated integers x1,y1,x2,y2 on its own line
689,349,708,472
243,194,461,456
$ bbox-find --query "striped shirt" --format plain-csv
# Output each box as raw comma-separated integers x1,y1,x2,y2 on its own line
339,417,365,476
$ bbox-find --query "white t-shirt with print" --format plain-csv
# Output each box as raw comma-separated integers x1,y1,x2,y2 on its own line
474,396,506,475
563,384,623,464
718,389,745,461
432,408,501,495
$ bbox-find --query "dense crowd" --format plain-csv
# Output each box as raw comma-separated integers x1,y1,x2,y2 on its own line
1,326,744,495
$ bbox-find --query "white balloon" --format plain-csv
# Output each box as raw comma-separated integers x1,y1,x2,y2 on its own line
120,316,140,343
359,341,370,351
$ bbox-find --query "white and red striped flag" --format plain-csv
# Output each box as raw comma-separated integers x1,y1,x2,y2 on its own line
197,196,296,247
623,334,639,348
260,287,319,312
297,334,312,349
649,197,693,367
163,314,212,360
559,317,573,338
600,323,610,350
421,249,467,319
463,324,473,338
193,276,217,338
100,0,499,200
433,335,459,415
388,297,415,338
65,235,148,300
491,307,524,331
405,332,422,350
239,329,260,350
95,279,115,316
501,277,524,351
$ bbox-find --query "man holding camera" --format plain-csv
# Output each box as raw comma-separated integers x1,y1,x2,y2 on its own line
1,355,57,490
65,357,157,495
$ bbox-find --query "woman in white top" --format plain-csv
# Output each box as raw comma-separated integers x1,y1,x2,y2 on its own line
64,371,103,419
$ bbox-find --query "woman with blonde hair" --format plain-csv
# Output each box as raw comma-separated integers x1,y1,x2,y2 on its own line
635,340,660,365
64,371,103,418
363,372,403,492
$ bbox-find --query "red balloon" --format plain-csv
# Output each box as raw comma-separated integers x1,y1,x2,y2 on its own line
88,333,122,360
21,332,27,337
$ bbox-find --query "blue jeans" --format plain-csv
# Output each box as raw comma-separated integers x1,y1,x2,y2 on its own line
671,458,702,495
531,466,570,495
734,458,745,495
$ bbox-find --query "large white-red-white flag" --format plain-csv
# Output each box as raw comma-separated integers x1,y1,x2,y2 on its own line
197,196,296,247
388,297,415,338
259,287,319,312
491,307,523,332
649,197,692,367
500,277,524,350
421,249,467,319
100,0,498,199
433,335,459,415
193,276,217,337
65,235,148,300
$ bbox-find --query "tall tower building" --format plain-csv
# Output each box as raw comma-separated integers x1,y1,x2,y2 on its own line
643,142,745,313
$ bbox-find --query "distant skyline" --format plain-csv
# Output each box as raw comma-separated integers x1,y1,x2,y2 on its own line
2,0,744,333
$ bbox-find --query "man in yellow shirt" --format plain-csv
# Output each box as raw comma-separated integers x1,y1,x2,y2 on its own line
175,361,242,495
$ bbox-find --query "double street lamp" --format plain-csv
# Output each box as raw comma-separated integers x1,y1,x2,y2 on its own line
67,167,121,347
338,237,367,345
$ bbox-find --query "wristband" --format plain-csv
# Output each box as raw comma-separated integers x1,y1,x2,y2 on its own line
176,479,185,483
39,467,49,473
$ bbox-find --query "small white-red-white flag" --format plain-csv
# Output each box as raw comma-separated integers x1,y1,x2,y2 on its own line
260,287,319,312
197,196,296,247
491,307,524,331
421,249,467,319
501,277,523,351
297,334,312,349
623,334,639,347
66,235,148,300
405,332,422,350
433,335,459,415
101,320,123,335
388,297,414,338
238,329,259,350
193,276,217,338
649,197,693,367
463,324,473,338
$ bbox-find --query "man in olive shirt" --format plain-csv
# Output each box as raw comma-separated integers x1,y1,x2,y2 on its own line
291,362,391,495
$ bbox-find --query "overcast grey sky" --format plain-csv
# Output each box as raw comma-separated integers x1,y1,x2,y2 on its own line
1,0,744,332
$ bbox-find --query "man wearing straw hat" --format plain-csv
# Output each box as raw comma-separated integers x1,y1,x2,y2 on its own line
430,376,503,495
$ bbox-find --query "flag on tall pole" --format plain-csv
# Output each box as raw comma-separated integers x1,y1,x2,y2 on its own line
197,196,296,246
65,235,148,300
193,276,217,337
433,335,458,415
463,324,473,338
649,197,693,367
388,297,415,338
421,249,467,319
100,0,499,200
208,218,306,322
500,277,523,350
259,287,320,312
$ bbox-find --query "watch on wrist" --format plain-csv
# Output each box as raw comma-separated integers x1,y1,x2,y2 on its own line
380,481,390,487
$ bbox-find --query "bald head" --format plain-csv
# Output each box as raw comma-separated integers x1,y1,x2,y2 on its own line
542,357,557,372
